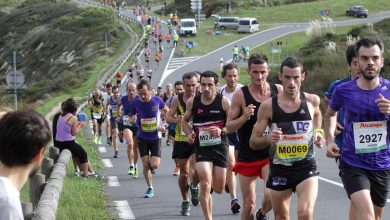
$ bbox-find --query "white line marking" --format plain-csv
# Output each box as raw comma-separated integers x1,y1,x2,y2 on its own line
98,146,107,153
114,200,135,219
319,176,390,203
108,176,120,187
102,159,113,168
318,176,343,187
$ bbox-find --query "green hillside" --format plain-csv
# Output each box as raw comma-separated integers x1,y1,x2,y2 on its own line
0,0,140,106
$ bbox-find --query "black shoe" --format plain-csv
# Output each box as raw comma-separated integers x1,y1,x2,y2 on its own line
231,199,241,214
107,137,112,146
255,208,267,220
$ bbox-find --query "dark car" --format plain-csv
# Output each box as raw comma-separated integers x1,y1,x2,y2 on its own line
346,6,368,18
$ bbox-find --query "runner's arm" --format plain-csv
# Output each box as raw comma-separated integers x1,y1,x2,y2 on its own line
226,90,252,133
249,99,272,150
166,96,180,124
182,97,195,137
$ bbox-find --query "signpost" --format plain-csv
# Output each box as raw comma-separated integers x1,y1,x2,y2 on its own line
191,0,202,26
6,51,24,110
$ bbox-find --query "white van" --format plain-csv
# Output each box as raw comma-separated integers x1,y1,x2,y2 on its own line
179,18,197,36
216,17,240,29
237,18,260,33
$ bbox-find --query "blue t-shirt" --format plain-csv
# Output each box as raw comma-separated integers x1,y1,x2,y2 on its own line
130,96,165,140
330,77,390,170
120,95,139,128
324,75,351,147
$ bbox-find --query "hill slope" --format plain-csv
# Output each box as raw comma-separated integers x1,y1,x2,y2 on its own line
0,0,136,103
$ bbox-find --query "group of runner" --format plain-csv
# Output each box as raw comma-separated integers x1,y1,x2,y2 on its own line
88,35,390,220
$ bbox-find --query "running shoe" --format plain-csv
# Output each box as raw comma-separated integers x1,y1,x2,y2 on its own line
144,187,154,198
113,151,119,158
150,167,156,174
107,137,112,146
190,184,199,206
255,208,267,220
128,166,134,175
97,136,102,145
93,134,98,143
74,169,81,177
179,201,190,216
88,172,104,179
133,168,139,178
231,198,241,214
173,166,180,176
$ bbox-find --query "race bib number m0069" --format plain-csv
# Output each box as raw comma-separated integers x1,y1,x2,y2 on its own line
276,133,308,163
353,121,387,154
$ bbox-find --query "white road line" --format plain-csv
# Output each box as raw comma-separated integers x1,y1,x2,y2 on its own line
102,159,113,168
114,200,135,219
319,176,390,203
98,146,107,153
108,176,120,187
318,176,343,187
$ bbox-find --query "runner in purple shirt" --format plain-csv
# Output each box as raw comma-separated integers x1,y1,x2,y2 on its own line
325,37,390,220
129,80,168,198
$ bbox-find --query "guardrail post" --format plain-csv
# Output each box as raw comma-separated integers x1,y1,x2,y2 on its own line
49,146,59,163
22,201,33,220
41,157,54,182
29,173,45,208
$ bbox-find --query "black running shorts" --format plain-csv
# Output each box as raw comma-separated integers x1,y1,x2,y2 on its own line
172,141,194,159
138,138,161,158
339,161,390,207
195,143,228,168
267,159,319,192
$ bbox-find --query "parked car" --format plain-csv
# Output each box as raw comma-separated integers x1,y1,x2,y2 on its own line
216,17,240,30
237,18,259,33
346,6,368,18
179,18,197,36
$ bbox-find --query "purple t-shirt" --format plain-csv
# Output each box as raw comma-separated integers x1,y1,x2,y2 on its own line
130,96,165,140
330,77,390,170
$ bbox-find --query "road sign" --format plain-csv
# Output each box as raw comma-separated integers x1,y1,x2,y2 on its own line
6,69,25,89
191,0,202,10
6,51,23,65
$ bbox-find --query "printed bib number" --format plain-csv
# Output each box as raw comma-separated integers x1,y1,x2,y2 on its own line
122,115,132,127
276,134,308,162
353,121,387,154
92,113,102,119
198,128,222,147
141,118,157,132
111,105,118,117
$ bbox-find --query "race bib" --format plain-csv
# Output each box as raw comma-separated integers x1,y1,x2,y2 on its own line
276,133,309,162
198,128,222,147
92,112,102,119
111,105,118,117
123,115,132,127
353,121,387,154
141,117,158,132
